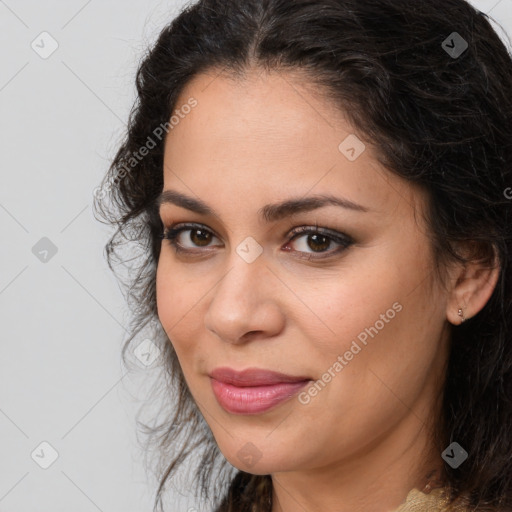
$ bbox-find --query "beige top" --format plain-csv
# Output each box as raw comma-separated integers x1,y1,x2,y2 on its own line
394,487,468,512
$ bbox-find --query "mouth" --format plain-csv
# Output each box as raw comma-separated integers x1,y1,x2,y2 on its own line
208,367,312,415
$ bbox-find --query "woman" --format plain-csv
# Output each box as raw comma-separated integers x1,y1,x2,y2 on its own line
94,0,512,510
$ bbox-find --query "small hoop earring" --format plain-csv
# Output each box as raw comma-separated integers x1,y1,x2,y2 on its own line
457,307,466,323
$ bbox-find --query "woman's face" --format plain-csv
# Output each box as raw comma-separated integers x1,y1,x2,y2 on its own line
156,68,451,477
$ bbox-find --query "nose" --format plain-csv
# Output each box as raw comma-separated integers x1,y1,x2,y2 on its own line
203,250,285,345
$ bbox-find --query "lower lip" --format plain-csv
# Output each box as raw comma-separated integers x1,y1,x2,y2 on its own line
210,378,310,414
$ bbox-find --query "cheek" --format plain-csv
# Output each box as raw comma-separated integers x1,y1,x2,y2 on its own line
287,268,404,354
155,260,199,362
155,261,174,327
291,255,440,393
286,280,441,450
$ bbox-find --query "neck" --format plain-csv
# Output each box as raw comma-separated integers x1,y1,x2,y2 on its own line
270,408,445,512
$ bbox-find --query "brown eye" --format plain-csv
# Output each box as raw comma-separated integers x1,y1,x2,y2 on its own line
285,227,353,259
160,223,353,260
301,233,331,252
161,224,220,250
187,227,213,247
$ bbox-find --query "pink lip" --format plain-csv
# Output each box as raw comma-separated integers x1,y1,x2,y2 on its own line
209,367,311,415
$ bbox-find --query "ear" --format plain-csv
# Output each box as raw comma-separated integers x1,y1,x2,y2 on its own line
446,243,501,325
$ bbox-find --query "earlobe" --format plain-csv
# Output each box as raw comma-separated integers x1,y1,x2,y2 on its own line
446,249,500,326
457,306,466,324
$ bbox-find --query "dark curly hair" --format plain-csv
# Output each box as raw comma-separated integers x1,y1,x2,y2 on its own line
93,0,512,510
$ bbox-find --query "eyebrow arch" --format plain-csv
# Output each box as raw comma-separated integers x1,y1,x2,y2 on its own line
156,189,370,223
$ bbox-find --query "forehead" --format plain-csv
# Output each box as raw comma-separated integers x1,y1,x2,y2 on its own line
168,67,352,153
162,68,424,220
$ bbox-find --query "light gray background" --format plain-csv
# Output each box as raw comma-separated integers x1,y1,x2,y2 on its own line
0,1,511,511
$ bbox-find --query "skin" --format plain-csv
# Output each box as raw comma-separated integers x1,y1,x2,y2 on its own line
155,67,499,512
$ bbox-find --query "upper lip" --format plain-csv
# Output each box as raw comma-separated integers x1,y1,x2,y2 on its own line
209,367,311,387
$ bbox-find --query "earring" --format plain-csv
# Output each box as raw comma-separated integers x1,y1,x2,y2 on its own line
457,307,466,323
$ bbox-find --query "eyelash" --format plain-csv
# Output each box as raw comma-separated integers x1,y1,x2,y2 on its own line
158,222,354,260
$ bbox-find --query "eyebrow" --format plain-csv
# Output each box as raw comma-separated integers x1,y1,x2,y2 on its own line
156,189,370,223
